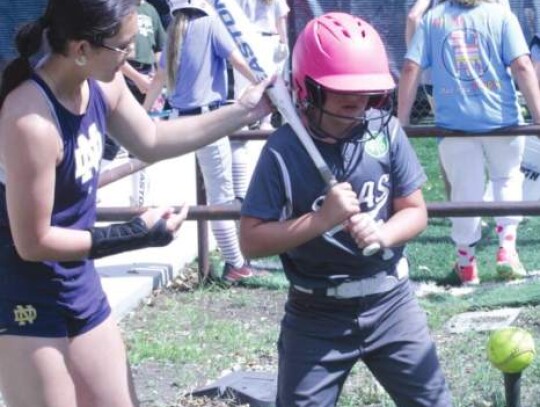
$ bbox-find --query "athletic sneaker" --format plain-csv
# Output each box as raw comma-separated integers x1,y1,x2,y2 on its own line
454,261,480,285
221,263,268,284
496,247,526,280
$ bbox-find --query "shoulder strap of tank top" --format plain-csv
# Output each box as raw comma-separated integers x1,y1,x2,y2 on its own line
86,78,110,117
29,73,63,135
0,75,63,184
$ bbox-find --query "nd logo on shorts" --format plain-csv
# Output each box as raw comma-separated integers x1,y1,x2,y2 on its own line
13,305,37,326
364,132,389,159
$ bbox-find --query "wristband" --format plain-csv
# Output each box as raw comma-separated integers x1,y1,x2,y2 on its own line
88,217,173,259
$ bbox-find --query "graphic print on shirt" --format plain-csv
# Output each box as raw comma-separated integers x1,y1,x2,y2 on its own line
138,13,154,38
442,29,490,81
311,174,390,255
74,123,103,185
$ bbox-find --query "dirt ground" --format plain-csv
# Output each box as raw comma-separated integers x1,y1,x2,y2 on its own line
126,287,286,407
124,281,540,407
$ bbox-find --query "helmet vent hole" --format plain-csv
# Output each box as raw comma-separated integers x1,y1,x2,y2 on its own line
342,29,351,38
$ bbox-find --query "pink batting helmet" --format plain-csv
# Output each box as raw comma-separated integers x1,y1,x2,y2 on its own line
292,12,395,105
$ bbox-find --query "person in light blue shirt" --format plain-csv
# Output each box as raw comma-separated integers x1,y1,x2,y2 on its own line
404,0,511,202
405,1,527,131
398,0,540,285
143,0,266,284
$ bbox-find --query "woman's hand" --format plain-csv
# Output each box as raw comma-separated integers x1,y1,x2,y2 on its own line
237,76,274,121
135,73,152,94
139,203,190,236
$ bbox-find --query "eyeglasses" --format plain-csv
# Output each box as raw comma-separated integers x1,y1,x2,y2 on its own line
100,42,134,55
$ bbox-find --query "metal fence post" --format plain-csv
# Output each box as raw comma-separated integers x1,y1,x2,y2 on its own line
195,158,211,284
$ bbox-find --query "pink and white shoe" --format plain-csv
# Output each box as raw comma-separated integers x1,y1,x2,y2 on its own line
221,263,269,285
454,261,480,285
496,247,526,280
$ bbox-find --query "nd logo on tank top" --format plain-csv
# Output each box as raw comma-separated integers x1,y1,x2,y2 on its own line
74,123,103,184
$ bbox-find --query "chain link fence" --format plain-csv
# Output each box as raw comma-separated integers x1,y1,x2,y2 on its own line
410,86,434,125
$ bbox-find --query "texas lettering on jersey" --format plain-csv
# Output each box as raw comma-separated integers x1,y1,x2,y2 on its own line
74,123,103,184
311,174,390,254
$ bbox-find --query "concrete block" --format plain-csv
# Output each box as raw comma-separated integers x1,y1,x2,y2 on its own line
445,308,522,334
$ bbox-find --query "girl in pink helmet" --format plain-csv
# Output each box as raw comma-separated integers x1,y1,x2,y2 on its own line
240,12,452,407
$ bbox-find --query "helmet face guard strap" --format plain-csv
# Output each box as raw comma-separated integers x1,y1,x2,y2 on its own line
303,77,394,143
306,102,394,144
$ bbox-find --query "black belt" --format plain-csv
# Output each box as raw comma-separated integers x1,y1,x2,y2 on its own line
175,101,222,116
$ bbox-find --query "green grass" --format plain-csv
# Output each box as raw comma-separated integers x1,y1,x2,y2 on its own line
123,287,540,406
409,137,540,287
207,136,540,288
123,136,540,406
126,289,278,367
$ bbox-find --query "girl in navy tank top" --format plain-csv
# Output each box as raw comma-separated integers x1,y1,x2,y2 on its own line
0,0,271,405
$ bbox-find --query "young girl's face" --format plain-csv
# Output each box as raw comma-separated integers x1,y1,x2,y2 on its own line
319,91,369,138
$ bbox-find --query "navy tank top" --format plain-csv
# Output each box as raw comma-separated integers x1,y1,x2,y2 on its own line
0,74,109,317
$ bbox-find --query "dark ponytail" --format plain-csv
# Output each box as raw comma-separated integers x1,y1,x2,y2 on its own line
0,0,138,110
0,18,47,109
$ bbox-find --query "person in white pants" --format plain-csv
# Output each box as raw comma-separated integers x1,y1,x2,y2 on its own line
405,0,512,202
398,0,540,284
144,0,269,283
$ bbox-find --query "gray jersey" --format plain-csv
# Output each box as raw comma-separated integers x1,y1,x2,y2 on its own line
241,113,426,288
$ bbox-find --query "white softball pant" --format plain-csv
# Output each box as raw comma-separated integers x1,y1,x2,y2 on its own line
438,135,525,246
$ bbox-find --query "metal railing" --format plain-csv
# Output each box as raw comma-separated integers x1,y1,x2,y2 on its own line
97,124,540,282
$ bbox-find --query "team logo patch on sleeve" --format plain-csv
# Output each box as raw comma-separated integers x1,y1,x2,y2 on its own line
364,132,389,159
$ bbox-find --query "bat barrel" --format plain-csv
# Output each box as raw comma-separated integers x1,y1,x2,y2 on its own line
503,372,522,407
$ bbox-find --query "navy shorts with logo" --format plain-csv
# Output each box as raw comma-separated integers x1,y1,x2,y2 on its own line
0,295,110,338
0,234,111,338
277,279,452,407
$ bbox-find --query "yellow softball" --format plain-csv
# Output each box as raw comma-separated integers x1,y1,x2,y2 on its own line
487,327,536,373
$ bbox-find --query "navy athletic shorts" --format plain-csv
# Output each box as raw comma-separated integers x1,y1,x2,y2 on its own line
0,294,110,338
0,232,111,338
